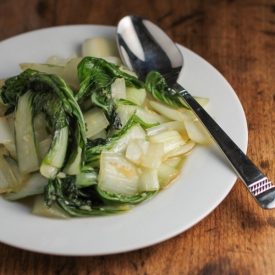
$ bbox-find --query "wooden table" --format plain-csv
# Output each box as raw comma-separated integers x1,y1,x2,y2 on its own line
1,0,275,274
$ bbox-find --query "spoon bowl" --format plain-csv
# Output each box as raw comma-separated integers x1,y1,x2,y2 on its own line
116,15,275,209
117,15,182,84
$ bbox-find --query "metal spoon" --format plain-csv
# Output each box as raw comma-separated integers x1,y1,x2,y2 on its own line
116,15,275,209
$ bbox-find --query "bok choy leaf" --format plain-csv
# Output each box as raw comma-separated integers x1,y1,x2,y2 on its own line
1,69,86,178
44,177,131,216
76,57,145,129
145,70,189,109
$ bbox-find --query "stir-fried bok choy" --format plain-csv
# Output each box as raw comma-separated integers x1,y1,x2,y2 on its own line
0,37,212,218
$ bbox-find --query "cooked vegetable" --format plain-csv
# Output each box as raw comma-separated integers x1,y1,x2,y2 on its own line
20,57,83,91
76,56,145,130
5,173,47,200
1,69,86,178
0,37,212,218
157,162,180,188
20,63,64,76
149,100,186,121
32,194,70,219
15,90,40,174
125,86,146,106
44,176,132,216
148,130,186,160
184,118,212,145
146,70,189,108
82,37,120,58
0,116,14,144
98,149,140,196
0,155,21,193
125,138,164,169
83,107,109,138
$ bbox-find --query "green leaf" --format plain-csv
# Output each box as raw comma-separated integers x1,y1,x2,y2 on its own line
146,71,189,109
96,186,157,204
76,57,145,129
44,178,131,216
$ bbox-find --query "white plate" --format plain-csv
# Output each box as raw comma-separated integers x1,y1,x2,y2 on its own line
0,25,248,256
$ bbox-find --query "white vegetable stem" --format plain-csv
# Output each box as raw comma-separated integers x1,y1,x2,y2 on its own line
146,120,188,140
82,37,120,58
0,117,14,144
116,104,170,129
157,162,180,188
98,150,140,196
126,87,147,106
149,100,186,121
14,91,40,174
110,124,146,153
125,138,164,169
0,155,19,193
83,107,109,138
148,130,186,160
184,118,213,144
111,78,126,100
138,167,159,192
5,173,48,200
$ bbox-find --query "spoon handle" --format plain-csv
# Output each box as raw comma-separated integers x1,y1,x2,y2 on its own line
173,82,275,209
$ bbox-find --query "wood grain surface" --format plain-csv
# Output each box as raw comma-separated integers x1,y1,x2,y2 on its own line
1,0,275,274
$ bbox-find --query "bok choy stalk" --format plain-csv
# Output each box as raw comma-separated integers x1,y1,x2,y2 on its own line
145,71,189,109
0,69,86,178
76,57,145,129
85,111,158,167
84,113,139,167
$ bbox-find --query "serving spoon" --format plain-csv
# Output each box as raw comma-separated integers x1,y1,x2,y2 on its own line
116,15,275,209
